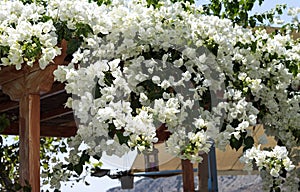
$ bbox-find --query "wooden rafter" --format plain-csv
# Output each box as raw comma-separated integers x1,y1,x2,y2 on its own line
40,107,73,123
1,122,76,137
0,100,18,113
0,83,66,113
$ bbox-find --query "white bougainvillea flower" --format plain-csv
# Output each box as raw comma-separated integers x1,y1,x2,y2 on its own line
241,145,295,178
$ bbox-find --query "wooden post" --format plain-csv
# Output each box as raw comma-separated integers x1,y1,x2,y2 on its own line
181,159,194,192
19,94,40,191
198,153,209,192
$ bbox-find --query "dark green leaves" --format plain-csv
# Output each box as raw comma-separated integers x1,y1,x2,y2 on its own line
20,36,42,62
74,164,84,176
104,71,115,86
55,21,94,55
54,21,73,42
203,0,222,16
137,80,165,101
230,134,243,151
107,123,130,146
244,136,254,151
116,132,129,145
286,60,300,77
62,150,91,177
229,131,254,151
204,38,218,56
75,151,90,175
59,142,67,153
0,45,10,58
74,23,93,38
202,0,289,28
67,39,82,55
89,0,112,6
146,0,161,8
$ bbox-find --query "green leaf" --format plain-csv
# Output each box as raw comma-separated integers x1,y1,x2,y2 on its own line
146,0,161,8
60,146,67,153
243,136,254,152
93,82,102,99
67,38,82,55
67,163,74,171
89,0,112,6
129,92,142,116
80,151,90,164
229,135,243,151
104,72,115,86
74,164,83,176
93,155,101,161
75,23,93,38
108,123,116,139
42,163,49,170
258,0,264,6
0,45,10,56
249,17,256,28
116,132,129,145
256,15,263,23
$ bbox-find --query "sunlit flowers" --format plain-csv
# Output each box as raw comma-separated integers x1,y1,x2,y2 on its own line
241,145,295,177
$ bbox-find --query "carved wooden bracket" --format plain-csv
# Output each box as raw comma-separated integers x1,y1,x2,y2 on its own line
0,39,67,101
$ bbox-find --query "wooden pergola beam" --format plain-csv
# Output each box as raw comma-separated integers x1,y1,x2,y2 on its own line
0,100,18,113
40,83,66,99
1,123,77,137
0,83,66,113
40,107,73,123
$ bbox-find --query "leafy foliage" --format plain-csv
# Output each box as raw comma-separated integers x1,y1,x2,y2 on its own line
0,116,32,191
202,0,287,28
229,131,254,152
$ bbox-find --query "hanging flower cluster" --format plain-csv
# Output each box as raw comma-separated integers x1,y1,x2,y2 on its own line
241,145,295,177
240,145,297,191
0,1,61,69
54,0,299,166
166,129,212,163
0,0,299,191
54,0,257,155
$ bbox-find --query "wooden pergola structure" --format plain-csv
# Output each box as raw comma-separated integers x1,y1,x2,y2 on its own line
0,41,77,191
